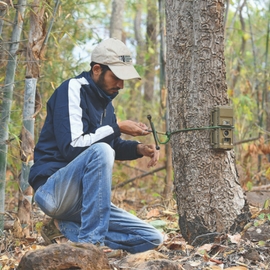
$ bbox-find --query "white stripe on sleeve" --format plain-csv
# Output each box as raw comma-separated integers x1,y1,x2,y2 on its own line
68,78,114,148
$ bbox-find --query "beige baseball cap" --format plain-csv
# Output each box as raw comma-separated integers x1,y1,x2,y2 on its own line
91,38,141,80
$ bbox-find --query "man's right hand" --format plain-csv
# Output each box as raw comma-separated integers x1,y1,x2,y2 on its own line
118,120,151,137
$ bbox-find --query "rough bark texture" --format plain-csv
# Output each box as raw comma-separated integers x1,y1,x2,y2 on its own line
165,0,250,245
17,243,111,270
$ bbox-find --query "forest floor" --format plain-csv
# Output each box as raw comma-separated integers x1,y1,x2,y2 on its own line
0,165,270,269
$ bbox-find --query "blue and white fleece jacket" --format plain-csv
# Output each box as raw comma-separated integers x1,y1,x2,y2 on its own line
29,71,141,191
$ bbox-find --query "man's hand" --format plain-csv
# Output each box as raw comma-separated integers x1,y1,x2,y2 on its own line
137,144,159,168
118,120,150,137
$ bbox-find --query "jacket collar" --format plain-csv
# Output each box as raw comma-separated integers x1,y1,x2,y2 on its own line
84,71,118,104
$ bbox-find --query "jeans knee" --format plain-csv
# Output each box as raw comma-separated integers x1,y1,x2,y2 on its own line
92,142,115,167
34,189,58,217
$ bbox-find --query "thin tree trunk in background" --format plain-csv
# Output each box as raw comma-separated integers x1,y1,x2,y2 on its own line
0,0,10,69
0,0,27,233
18,80,36,236
158,0,173,198
165,0,250,245
0,0,9,35
17,0,49,235
110,0,125,40
132,2,145,119
229,0,246,91
264,2,270,163
134,3,145,69
144,0,157,102
224,0,229,34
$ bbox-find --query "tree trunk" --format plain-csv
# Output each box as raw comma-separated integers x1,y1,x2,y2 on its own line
0,0,10,67
0,0,27,233
18,0,46,235
0,0,9,36
131,3,145,119
144,0,157,102
158,0,173,198
165,0,250,245
110,0,125,40
264,2,270,163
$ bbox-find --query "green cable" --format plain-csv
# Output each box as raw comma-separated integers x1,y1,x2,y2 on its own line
154,125,234,145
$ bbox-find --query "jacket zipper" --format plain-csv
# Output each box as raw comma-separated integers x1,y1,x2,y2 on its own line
100,108,106,125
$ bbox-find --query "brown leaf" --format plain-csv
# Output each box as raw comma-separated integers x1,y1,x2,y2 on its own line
196,243,213,255
228,233,241,244
13,218,24,238
167,241,185,251
146,208,160,219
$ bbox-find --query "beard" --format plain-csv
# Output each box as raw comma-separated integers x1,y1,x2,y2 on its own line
95,71,120,96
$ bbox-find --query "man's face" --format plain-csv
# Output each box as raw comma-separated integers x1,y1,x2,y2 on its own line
95,69,124,96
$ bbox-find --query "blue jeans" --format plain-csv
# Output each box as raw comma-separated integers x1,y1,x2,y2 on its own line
34,142,163,253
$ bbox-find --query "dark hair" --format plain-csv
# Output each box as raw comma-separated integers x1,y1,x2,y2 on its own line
90,62,111,75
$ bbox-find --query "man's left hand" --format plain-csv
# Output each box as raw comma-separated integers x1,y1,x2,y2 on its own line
136,144,159,167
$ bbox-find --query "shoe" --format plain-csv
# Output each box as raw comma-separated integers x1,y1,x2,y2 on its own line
41,219,64,245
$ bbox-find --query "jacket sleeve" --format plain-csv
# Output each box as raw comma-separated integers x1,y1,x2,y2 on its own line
113,136,143,161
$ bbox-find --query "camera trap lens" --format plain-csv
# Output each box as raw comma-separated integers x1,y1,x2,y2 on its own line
223,130,229,137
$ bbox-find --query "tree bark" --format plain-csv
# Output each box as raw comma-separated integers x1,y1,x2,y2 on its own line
165,0,250,245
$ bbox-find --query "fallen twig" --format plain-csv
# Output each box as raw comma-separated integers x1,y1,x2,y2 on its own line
234,136,260,145
251,184,270,191
112,166,166,190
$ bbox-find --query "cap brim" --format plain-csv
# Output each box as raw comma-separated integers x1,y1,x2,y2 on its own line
109,65,141,80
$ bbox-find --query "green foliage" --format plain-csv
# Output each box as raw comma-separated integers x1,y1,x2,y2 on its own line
149,219,167,232
246,181,253,191
35,221,44,234
1,0,270,205
258,241,266,246
263,199,269,209
129,209,137,216
225,1,270,186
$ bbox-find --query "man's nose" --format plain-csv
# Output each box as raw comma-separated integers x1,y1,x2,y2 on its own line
117,79,124,89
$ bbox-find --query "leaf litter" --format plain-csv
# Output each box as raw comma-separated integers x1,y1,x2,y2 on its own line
0,188,270,269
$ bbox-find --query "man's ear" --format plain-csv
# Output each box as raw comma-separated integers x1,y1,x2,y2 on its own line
92,64,102,76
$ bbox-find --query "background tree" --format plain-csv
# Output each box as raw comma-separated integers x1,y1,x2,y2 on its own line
144,0,157,103
110,0,125,40
165,0,250,245
17,0,49,236
0,0,27,233
225,1,270,189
